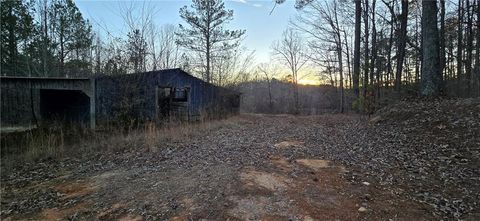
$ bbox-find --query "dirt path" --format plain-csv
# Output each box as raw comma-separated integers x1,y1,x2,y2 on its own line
0,114,445,220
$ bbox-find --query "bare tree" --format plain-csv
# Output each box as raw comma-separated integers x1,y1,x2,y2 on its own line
93,33,102,74
369,0,377,94
394,0,408,91
257,62,281,111
148,23,158,71
212,46,255,86
476,0,480,95
157,24,181,70
465,0,474,95
457,0,464,84
119,1,156,72
293,0,347,112
421,0,442,96
363,0,369,97
343,30,353,89
381,0,396,88
354,0,361,98
439,0,446,77
272,29,309,114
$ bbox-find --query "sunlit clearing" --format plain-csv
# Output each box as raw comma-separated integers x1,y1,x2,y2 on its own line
298,78,321,86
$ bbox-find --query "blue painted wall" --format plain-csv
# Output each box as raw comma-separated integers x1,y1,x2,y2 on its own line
94,69,240,125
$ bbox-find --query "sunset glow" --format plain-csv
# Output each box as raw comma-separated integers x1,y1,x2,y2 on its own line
298,78,321,85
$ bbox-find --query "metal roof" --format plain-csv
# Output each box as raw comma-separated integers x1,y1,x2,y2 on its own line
0,76,90,80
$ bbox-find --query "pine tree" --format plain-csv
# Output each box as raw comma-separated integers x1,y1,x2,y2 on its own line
49,0,92,76
127,29,147,73
0,0,35,76
176,0,245,83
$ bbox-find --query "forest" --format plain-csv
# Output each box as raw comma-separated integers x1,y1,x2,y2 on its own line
1,0,480,220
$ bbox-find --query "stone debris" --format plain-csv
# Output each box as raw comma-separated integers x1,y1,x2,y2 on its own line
358,207,368,212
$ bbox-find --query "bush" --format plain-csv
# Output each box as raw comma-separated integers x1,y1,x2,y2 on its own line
352,96,364,113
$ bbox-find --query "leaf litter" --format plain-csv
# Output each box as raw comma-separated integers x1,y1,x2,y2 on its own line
1,98,478,220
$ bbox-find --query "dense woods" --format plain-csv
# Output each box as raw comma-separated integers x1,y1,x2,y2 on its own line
1,0,479,112
287,0,480,106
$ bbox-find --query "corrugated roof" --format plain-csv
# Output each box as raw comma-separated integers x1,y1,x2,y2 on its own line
0,76,90,80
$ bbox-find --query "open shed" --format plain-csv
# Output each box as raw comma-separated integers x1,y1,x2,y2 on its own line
1,68,240,131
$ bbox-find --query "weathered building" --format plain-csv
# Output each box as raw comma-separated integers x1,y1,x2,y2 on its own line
1,69,240,130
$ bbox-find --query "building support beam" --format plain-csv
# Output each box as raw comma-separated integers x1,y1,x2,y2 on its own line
89,78,96,129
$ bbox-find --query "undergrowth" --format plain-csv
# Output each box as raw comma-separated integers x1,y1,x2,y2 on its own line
1,115,241,172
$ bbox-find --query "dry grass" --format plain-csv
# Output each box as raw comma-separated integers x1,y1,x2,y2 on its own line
140,115,242,152
24,127,65,160
1,115,242,171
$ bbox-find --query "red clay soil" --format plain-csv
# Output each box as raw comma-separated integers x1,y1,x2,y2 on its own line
2,99,478,220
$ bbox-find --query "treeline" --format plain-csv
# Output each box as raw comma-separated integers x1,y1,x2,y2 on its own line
236,79,339,114
294,0,480,98
264,0,480,114
0,0,254,85
1,0,92,77
2,0,479,113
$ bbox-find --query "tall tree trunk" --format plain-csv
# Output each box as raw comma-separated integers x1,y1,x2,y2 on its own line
353,0,361,99
363,0,369,97
43,0,48,77
395,0,408,92
293,69,299,114
206,38,211,83
465,0,474,96
142,33,147,72
266,78,273,111
205,0,211,83
382,0,396,88
377,30,383,98
476,0,480,96
370,0,377,93
7,4,17,75
439,0,446,77
457,0,464,84
60,26,65,76
338,48,344,113
421,0,442,96
449,40,455,80
415,10,421,84
151,34,157,71
386,19,394,88
344,31,352,90
334,3,344,113
95,36,101,74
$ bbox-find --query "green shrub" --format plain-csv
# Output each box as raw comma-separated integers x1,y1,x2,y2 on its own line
352,96,364,112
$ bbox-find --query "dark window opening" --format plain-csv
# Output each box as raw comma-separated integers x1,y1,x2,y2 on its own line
158,87,171,98
172,88,188,102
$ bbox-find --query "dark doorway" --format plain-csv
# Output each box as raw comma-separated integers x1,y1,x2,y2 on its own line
40,89,90,125
157,87,190,121
157,87,172,119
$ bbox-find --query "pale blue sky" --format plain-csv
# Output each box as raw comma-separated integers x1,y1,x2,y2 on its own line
76,0,300,63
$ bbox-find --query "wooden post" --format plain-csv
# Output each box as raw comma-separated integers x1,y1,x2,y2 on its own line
90,78,96,129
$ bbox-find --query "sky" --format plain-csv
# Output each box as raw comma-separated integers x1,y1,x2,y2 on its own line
76,0,300,63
